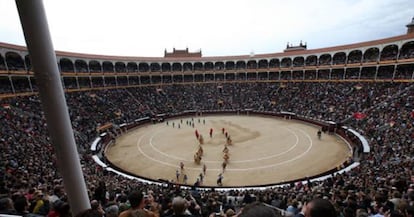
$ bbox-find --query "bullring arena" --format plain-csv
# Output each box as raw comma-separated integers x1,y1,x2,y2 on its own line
106,114,351,187
1,13,414,217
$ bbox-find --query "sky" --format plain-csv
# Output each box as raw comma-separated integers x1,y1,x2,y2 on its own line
1,0,413,57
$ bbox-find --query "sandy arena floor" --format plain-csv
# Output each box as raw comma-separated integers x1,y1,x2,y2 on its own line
105,115,351,187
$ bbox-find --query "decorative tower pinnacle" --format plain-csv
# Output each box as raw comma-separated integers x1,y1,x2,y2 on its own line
406,17,414,34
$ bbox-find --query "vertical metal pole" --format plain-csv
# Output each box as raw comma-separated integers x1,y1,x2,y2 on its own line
15,0,91,215
27,76,33,92
9,76,16,94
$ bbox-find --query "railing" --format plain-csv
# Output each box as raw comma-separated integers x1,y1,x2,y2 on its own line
1,79,414,99
0,57,413,76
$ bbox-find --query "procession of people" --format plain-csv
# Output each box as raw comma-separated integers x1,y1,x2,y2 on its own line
167,118,234,186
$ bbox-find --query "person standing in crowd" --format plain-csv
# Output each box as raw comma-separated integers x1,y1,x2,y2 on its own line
0,197,15,215
237,202,280,217
166,196,197,217
94,181,107,206
118,191,159,217
295,198,336,217
49,185,64,204
104,194,119,217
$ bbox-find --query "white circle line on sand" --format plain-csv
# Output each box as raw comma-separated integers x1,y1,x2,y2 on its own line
148,125,300,163
148,126,192,162
222,127,313,171
221,126,300,163
136,123,314,171
136,128,181,168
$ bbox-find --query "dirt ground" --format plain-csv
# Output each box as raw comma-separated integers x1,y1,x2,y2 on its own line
105,115,351,187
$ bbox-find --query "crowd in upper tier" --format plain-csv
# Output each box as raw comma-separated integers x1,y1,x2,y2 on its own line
0,82,413,217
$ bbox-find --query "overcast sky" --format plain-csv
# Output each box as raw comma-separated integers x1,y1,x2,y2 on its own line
1,0,413,57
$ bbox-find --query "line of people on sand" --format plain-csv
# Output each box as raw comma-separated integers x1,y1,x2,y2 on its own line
194,127,232,161
175,161,226,187
172,126,234,187
175,161,207,186
166,118,207,129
